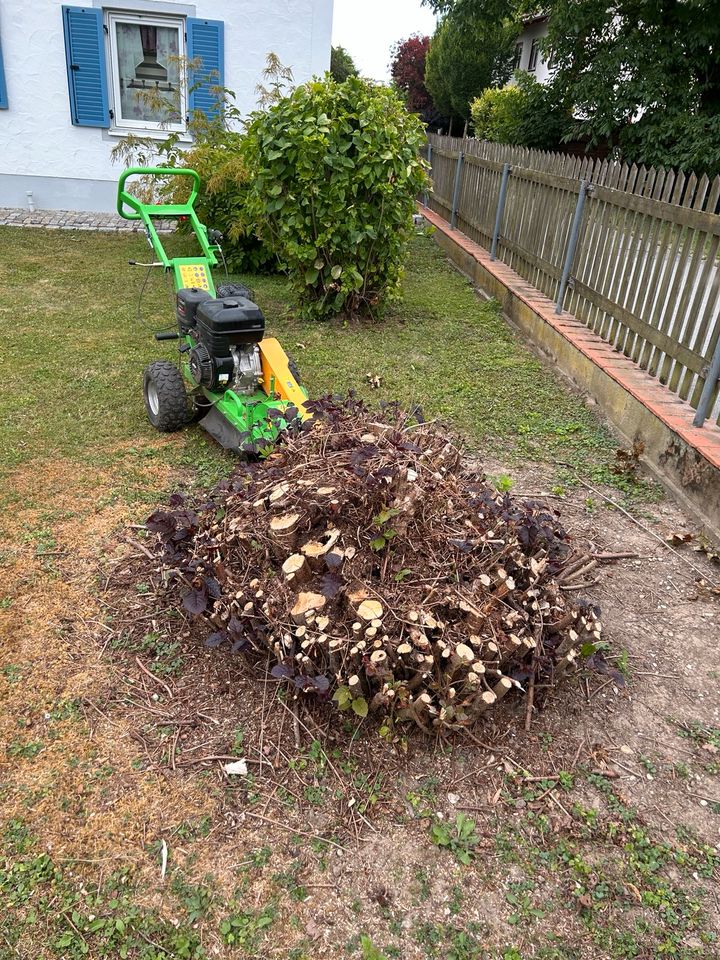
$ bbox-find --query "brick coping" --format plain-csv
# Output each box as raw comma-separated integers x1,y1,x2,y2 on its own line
421,204,720,472
0,207,173,233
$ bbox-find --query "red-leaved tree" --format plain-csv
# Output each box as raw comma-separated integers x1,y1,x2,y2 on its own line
390,34,433,114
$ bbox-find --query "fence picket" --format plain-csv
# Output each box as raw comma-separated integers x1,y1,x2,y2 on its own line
422,135,720,425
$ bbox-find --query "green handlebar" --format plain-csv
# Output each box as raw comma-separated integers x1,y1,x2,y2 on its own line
117,167,201,220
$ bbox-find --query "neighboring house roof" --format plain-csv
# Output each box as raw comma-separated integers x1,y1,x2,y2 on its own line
520,13,549,27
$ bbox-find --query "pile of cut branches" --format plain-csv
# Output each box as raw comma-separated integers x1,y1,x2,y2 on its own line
142,395,602,736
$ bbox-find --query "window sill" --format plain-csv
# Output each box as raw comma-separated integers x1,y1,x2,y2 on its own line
107,127,192,142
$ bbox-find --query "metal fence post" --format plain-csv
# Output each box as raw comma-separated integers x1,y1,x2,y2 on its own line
555,179,589,315
423,141,433,207
490,162,511,261
450,150,464,230
692,337,720,427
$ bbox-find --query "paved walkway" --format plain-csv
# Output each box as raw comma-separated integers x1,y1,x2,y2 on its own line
0,207,173,232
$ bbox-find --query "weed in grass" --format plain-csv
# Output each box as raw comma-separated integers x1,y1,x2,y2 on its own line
174,816,213,843
405,776,439,818
1,845,205,959
7,739,44,759
272,859,307,902
674,719,720,751
413,866,431,903
506,878,546,925
231,725,245,753
171,873,215,924
110,629,185,676
430,813,480,864
490,473,514,493
638,754,658,776
2,664,23,686
361,935,389,960
218,903,275,949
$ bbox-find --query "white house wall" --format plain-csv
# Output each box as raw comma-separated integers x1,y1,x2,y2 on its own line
512,18,550,85
0,0,333,211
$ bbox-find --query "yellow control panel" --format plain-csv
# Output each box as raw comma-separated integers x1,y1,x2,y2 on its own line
178,262,210,291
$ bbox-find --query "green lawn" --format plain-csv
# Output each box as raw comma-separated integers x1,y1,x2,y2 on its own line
1,226,632,501
4,226,719,960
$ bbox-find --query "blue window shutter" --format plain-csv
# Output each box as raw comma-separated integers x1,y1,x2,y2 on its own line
0,33,8,109
62,6,109,127
187,18,224,120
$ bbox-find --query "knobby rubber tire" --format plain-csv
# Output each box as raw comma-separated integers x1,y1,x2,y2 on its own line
143,360,190,432
216,282,255,301
287,356,302,385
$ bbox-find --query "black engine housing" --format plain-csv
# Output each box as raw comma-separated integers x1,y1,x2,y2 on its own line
181,293,265,392
188,344,236,391
176,287,212,333
195,296,265,353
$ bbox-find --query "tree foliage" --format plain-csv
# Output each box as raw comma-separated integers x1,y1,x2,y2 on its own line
424,0,720,173
471,72,572,149
425,14,514,125
242,76,428,321
544,0,720,171
330,46,359,83
390,34,433,114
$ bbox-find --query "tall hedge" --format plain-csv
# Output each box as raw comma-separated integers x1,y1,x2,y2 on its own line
242,76,428,321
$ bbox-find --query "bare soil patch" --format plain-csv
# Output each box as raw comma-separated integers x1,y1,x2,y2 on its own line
2,449,719,960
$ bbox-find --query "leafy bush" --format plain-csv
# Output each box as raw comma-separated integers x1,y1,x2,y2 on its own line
112,55,289,273
169,129,275,273
471,73,571,150
471,83,526,143
619,110,720,176
241,75,428,321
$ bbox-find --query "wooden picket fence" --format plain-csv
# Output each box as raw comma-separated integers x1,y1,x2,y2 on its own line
423,133,720,427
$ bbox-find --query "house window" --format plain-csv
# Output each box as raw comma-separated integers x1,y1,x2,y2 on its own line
106,11,185,131
513,42,524,70
528,39,540,72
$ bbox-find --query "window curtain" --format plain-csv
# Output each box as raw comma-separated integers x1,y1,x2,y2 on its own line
116,22,180,123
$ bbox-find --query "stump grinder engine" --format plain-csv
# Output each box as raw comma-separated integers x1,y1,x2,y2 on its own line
117,166,309,452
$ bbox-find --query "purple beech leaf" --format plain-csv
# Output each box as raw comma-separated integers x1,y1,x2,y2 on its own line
205,631,226,648
227,617,245,642
146,511,176,536
182,588,208,616
586,651,626,687
325,551,344,570
204,576,223,599
319,573,343,599
312,675,330,694
271,663,293,681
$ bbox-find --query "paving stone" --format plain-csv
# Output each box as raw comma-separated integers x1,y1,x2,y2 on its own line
0,207,173,233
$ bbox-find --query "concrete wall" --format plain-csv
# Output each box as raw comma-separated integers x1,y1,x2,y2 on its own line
0,0,333,211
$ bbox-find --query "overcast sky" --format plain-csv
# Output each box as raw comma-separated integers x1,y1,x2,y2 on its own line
332,0,437,83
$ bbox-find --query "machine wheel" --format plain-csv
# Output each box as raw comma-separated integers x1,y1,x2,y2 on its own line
143,361,189,432
217,282,255,301
287,356,303,385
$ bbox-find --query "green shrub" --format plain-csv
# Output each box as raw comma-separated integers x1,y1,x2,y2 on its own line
171,132,275,273
241,75,428,321
111,59,279,274
471,73,571,150
471,83,526,144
